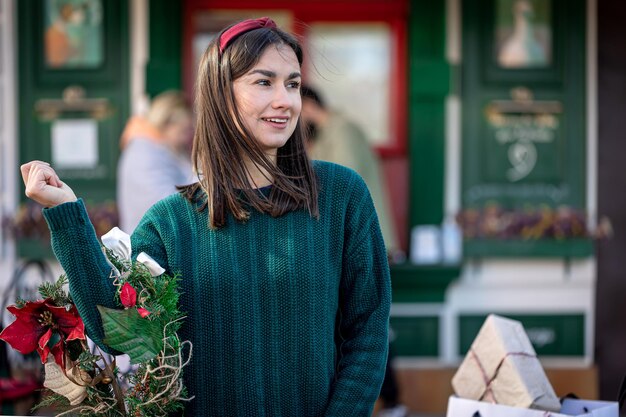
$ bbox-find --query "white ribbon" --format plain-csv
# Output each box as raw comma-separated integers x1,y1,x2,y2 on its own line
101,227,165,276
101,227,132,262
137,252,165,277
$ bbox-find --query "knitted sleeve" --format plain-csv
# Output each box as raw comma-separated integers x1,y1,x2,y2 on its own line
324,173,391,416
42,199,121,354
129,201,170,274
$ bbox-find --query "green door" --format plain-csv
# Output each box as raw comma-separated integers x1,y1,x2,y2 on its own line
461,0,586,257
18,0,129,204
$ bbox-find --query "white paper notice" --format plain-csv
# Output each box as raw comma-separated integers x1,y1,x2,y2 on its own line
51,119,98,168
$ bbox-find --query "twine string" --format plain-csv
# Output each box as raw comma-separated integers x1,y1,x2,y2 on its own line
470,349,536,405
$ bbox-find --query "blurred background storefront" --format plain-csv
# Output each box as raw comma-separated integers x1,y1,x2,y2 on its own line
1,0,625,414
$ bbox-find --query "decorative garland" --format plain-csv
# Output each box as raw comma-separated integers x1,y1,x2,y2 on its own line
2,201,118,245
0,227,192,416
456,204,612,240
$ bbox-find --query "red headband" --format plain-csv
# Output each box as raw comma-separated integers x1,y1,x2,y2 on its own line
219,17,278,54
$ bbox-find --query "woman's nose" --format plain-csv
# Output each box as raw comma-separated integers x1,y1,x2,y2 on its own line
271,85,293,109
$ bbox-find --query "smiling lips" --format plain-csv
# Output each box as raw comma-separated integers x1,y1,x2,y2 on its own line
262,117,289,127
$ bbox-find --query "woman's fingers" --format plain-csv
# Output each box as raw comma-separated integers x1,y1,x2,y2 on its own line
20,161,37,186
25,163,52,192
20,160,56,187
20,160,77,207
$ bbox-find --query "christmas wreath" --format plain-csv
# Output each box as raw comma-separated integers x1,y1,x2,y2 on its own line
0,227,193,416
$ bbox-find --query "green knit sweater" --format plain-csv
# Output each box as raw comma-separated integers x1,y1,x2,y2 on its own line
43,161,391,416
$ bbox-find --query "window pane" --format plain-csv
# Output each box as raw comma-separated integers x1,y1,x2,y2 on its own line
305,23,391,146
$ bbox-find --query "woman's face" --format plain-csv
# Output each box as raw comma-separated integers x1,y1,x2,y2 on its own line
232,44,302,159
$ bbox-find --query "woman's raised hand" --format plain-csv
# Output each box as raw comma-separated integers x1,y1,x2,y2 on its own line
20,161,77,208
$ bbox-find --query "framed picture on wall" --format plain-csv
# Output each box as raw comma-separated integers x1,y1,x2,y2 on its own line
43,0,103,69
494,0,552,68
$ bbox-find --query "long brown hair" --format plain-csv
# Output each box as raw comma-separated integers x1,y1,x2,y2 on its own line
180,21,319,229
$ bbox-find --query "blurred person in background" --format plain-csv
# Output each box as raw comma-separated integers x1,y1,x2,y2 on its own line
301,85,408,417
300,85,402,261
117,90,196,232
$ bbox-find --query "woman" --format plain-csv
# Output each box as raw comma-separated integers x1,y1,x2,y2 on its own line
21,17,390,416
117,90,196,232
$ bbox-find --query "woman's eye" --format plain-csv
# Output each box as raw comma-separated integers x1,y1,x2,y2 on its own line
256,79,271,86
287,81,301,89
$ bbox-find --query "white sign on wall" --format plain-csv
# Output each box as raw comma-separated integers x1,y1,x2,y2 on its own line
51,119,99,169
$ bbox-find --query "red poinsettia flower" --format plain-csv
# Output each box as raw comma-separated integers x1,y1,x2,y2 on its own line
0,298,86,367
120,282,137,308
120,283,151,318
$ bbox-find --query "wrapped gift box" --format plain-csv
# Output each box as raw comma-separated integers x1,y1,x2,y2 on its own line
447,396,618,417
452,314,561,412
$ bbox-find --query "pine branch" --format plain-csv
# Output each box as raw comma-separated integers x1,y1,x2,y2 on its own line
38,275,72,306
31,390,70,413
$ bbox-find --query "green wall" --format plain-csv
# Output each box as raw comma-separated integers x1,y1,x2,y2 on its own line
408,0,450,230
